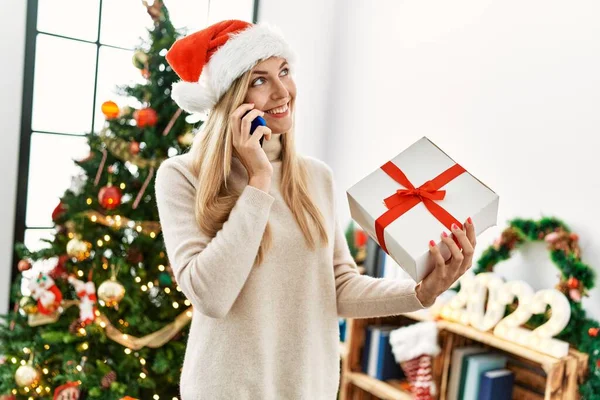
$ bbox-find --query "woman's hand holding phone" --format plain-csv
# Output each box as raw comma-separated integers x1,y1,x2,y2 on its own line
230,103,273,189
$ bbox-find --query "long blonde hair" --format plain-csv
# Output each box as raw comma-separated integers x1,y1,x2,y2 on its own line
186,65,329,267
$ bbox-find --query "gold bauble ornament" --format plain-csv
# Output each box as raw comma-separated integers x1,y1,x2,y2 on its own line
15,363,39,387
178,131,194,146
66,237,92,261
19,296,37,315
98,277,126,308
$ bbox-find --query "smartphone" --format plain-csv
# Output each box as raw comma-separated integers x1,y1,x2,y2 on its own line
242,109,267,146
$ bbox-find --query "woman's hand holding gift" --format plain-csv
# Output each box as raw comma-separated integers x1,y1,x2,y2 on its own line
415,217,476,307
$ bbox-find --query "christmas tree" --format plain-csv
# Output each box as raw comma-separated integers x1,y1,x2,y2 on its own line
0,1,199,398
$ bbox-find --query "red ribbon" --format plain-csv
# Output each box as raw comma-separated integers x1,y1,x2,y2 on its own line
375,161,466,254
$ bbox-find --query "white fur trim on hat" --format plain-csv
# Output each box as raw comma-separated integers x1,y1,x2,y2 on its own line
171,71,218,115
389,321,441,363
172,22,297,114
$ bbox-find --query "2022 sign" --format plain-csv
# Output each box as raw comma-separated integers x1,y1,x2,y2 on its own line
438,272,571,358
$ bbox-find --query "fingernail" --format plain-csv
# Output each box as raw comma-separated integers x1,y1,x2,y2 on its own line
467,216,473,224
429,240,435,247
451,223,459,230
442,231,448,238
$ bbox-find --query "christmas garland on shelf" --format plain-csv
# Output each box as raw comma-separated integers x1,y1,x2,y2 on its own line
473,216,599,398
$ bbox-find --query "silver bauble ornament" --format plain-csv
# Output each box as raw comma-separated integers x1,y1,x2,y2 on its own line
15,364,39,387
97,277,126,308
66,237,92,261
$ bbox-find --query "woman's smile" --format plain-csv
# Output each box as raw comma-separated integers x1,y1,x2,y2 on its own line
264,102,290,118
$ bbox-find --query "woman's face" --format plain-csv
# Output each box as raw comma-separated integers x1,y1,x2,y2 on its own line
244,56,296,135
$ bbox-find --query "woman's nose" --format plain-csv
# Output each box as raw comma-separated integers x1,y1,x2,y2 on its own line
271,78,289,99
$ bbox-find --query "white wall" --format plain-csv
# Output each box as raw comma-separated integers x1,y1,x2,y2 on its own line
258,0,338,160
324,0,600,320
0,1,27,314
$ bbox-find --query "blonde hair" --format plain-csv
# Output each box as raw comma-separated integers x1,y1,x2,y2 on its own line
186,64,329,267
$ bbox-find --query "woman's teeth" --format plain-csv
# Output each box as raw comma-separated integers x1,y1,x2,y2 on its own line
266,103,289,114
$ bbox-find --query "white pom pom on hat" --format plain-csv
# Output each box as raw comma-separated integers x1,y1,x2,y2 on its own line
165,19,297,114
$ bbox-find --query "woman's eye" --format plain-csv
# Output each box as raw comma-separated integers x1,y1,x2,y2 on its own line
251,68,290,87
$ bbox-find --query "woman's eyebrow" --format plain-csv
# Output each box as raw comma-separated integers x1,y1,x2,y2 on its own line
252,61,288,75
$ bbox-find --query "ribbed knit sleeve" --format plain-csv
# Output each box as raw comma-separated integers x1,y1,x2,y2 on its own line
325,166,427,318
154,158,275,319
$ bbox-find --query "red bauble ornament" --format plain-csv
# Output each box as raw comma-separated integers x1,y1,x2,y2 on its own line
54,381,80,400
18,259,32,272
52,201,67,222
98,185,122,210
101,101,120,119
589,327,599,337
130,141,140,155
134,108,158,128
567,277,580,289
354,229,368,247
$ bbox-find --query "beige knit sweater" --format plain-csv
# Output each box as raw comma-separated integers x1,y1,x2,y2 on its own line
154,132,426,400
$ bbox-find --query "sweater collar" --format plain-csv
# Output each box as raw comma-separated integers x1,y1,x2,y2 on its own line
262,133,283,162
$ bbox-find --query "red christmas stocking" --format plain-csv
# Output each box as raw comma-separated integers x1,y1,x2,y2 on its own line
399,354,435,399
389,321,440,400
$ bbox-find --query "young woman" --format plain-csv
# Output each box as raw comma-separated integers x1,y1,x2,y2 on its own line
155,19,477,400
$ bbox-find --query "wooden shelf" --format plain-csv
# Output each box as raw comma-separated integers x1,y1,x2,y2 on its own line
339,311,588,400
345,372,413,400
401,311,561,371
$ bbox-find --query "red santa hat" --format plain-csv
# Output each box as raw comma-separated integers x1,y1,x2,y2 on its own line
165,19,297,114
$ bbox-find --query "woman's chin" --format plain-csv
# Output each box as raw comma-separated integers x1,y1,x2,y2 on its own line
267,118,292,133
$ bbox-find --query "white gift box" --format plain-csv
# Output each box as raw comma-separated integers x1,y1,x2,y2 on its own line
346,137,499,282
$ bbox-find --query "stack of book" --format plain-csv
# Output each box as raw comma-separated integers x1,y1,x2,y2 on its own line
360,324,406,381
446,346,515,400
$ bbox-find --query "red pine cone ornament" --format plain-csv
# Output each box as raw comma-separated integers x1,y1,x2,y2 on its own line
567,277,580,289
134,108,158,128
101,371,117,388
98,184,122,210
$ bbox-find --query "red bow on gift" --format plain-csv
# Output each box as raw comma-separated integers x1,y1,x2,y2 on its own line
375,161,466,254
